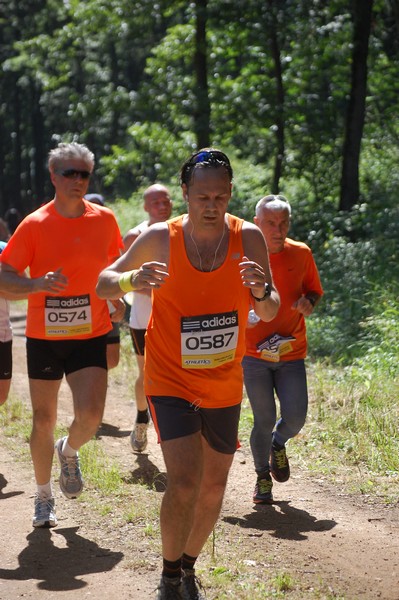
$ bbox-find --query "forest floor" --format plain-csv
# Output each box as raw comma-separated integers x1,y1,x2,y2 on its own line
0,306,398,600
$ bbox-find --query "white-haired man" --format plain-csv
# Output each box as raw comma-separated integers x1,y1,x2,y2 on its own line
243,194,323,504
0,142,123,528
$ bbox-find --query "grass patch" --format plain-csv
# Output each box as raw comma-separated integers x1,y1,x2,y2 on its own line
80,440,124,494
0,394,32,453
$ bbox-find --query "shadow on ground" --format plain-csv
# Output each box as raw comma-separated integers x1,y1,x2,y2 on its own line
96,422,130,439
124,453,167,493
0,473,24,500
223,500,336,541
0,526,123,591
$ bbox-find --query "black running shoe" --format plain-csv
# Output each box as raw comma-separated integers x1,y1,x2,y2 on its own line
270,443,290,482
253,474,273,504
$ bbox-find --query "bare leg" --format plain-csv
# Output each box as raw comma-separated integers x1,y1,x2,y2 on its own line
0,379,11,405
134,354,147,412
106,343,120,370
29,378,62,485
184,437,234,557
66,366,107,449
159,432,234,561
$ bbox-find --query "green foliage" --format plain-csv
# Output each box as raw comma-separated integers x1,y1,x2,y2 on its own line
0,396,31,444
304,360,399,500
2,0,399,215
99,124,194,196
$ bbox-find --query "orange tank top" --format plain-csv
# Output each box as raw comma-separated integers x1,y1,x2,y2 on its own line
144,214,250,408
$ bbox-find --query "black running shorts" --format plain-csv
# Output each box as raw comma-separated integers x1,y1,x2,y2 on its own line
26,335,107,380
0,340,12,379
129,328,146,356
148,395,241,455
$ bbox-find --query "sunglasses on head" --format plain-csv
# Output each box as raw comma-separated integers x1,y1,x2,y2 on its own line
190,150,230,165
56,169,91,180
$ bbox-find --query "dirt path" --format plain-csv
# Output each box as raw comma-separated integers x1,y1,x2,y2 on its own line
1,308,399,600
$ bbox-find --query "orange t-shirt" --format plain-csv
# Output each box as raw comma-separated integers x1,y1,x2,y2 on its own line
144,214,251,408
1,200,123,340
245,238,323,362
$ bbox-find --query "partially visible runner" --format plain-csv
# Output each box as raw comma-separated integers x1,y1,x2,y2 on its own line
0,142,123,528
85,193,125,370
0,240,13,405
0,239,28,404
123,184,172,453
96,149,280,600
243,194,323,504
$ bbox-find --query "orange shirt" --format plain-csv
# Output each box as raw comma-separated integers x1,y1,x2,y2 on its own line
245,237,323,362
1,200,123,340
144,214,251,408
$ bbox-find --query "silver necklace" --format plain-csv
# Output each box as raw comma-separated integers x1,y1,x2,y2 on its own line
189,220,227,272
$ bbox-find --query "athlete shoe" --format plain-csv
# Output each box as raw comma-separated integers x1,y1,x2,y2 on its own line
181,569,206,599
253,474,273,504
32,494,58,528
270,442,290,482
55,437,84,499
156,576,183,599
130,422,148,453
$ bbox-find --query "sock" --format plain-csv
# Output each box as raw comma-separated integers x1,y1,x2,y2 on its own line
62,438,78,457
181,553,197,572
136,409,149,424
37,482,52,498
162,557,182,580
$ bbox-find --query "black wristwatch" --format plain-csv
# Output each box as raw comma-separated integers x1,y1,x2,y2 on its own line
251,283,272,302
305,295,316,307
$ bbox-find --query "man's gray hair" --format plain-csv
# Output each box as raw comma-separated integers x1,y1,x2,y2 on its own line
255,194,291,217
48,142,95,172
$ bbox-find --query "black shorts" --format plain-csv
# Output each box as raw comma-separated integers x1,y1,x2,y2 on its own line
147,395,241,455
0,340,12,379
130,328,146,356
107,322,120,345
27,335,108,380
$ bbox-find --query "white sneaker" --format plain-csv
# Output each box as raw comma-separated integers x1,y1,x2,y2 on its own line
33,494,58,528
55,437,84,499
130,422,148,453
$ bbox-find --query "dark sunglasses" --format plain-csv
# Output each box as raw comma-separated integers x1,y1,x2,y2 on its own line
181,149,233,185
190,150,230,165
56,169,91,180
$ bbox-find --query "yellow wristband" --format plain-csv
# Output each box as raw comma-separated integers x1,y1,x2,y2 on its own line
118,270,136,293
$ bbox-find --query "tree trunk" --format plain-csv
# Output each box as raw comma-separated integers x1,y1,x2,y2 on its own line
339,0,373,211
194,0,211,149
268,2,285,195
30,80,46,209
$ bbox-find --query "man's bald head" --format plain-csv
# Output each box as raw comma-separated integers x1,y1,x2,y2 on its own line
143,184,172,224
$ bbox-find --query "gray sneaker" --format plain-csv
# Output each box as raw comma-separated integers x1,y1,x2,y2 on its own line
55,437,84,499
33,494,58,528
157,576,183,599
130,422,148,453
181,570,206,599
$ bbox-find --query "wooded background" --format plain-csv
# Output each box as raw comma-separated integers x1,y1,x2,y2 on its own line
1,0,398,221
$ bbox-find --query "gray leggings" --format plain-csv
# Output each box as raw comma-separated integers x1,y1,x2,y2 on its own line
242,356,308,475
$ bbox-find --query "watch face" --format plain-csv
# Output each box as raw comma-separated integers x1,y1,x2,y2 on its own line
252,284,271,301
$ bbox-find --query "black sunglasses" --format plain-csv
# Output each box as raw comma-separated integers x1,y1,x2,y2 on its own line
56,169,91,180
180,149,233,185
191,150,230,165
